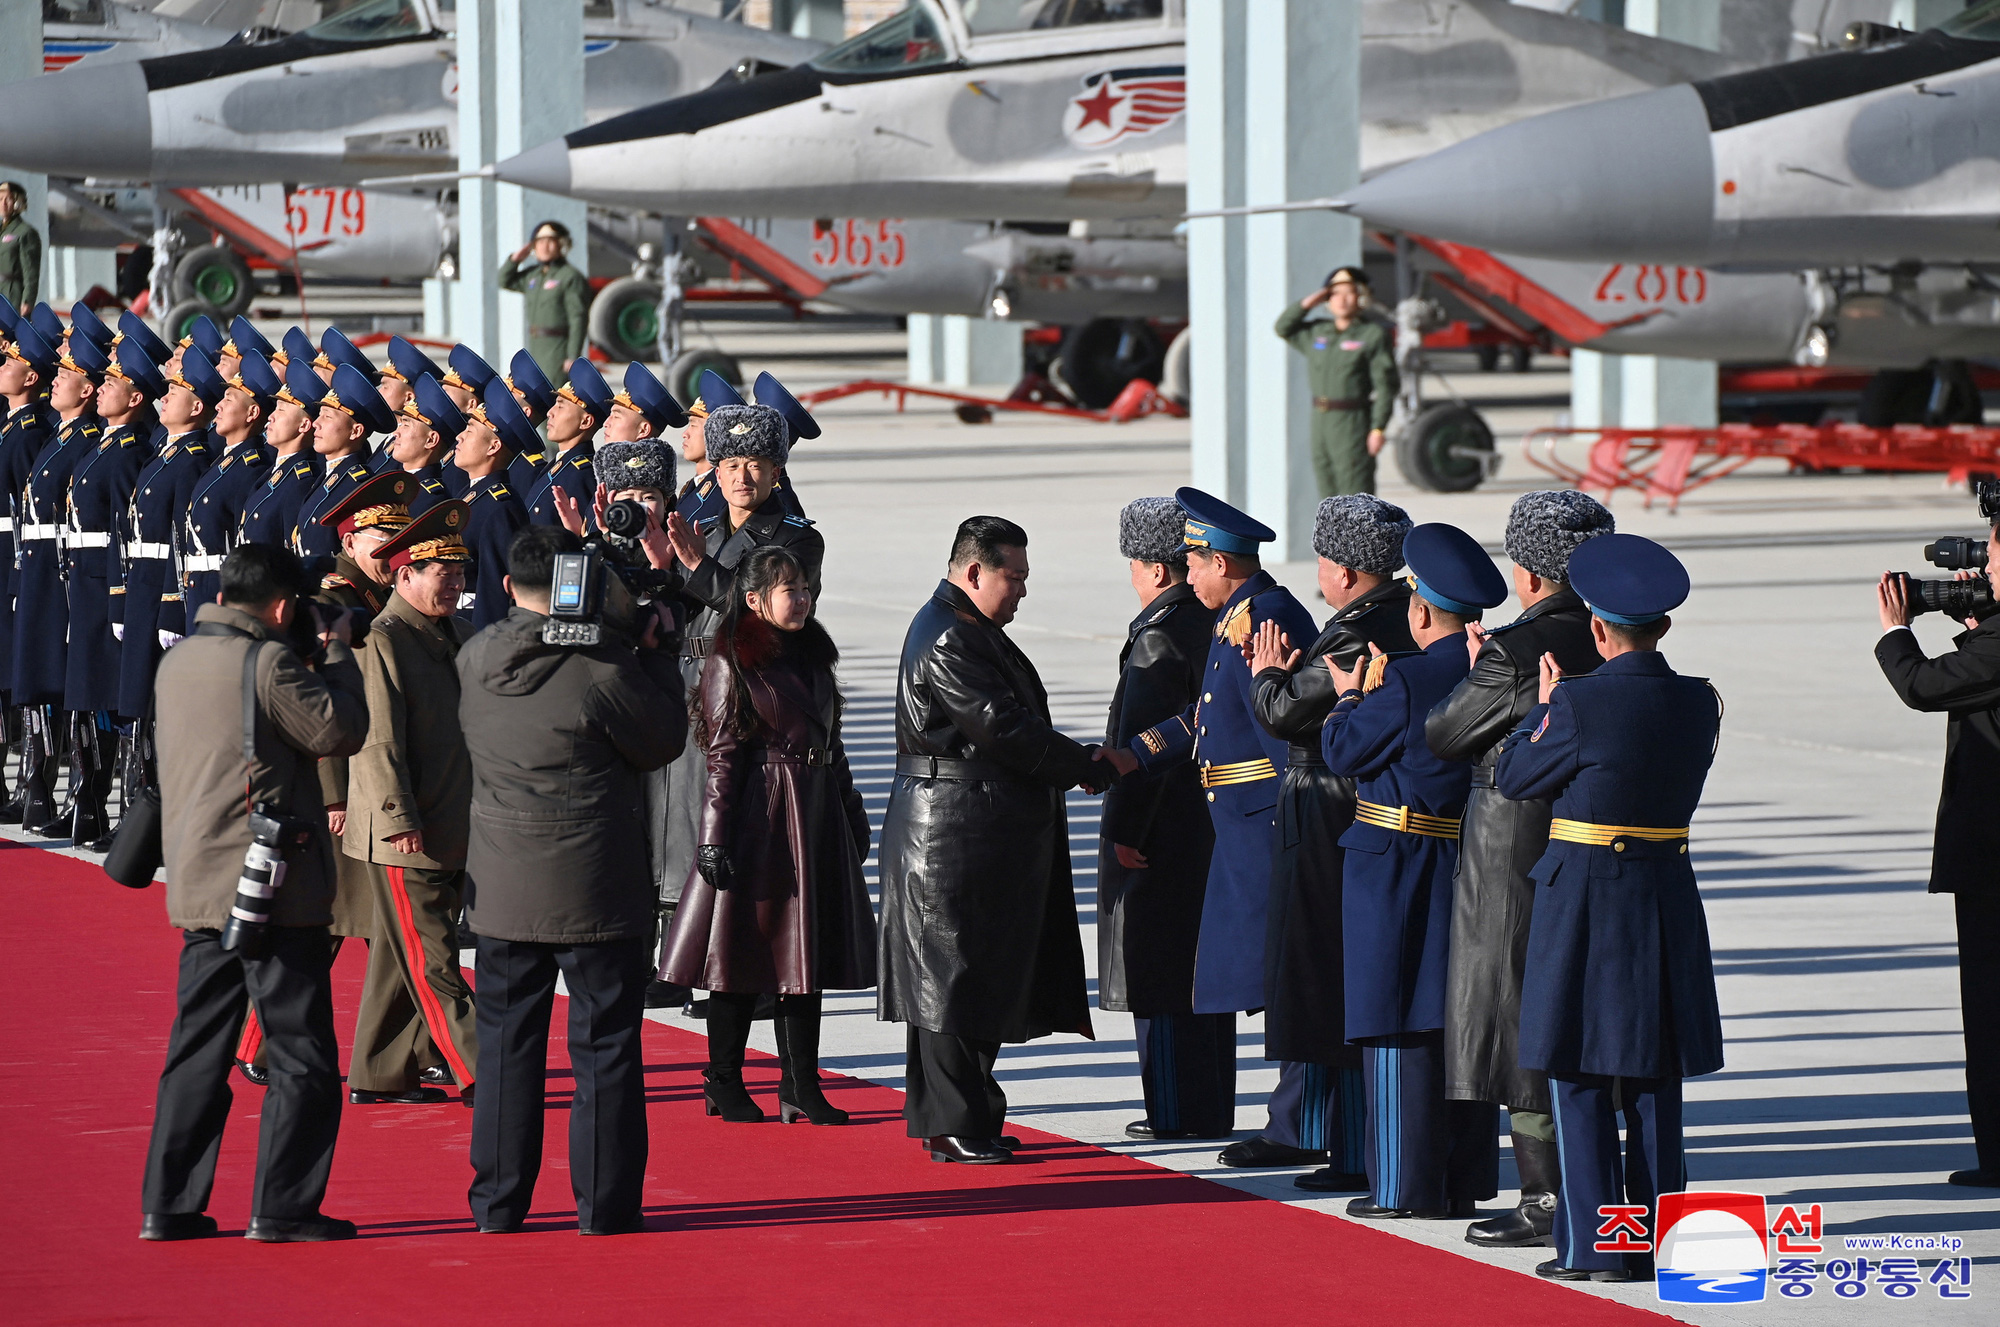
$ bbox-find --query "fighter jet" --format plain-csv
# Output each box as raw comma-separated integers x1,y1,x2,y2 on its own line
0,0,824,187
488,0,1741,222
41,0,233,73
1326,2,2000,269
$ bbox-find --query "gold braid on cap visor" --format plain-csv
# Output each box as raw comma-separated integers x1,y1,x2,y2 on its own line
350,504,412,532
401,536,471,563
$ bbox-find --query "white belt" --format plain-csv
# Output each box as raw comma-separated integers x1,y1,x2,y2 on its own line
183,554,225,572
66,531,110,548
18,522,58,541
126,541,172,560
0,517,12,533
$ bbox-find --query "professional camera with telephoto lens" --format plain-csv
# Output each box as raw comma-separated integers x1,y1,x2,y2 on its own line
541,500,684,647
1895,480,2000,620
218,802,320,958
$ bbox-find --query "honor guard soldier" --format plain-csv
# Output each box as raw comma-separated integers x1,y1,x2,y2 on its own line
498,219,589,387
606,358,689,450
29,302,67,354
524,356,609,530
275,326,316,376
377,335,438,417
1425,490,1615,1248
0,321,59,822
228,316,279,375
68,300,116,361
504,347,556,427
178,352,275,612
295,363,395,563
1097,498,1225,1140
312,325,374,386
236,358,325,550
53,338,160,848
455,380,532,629
385,373,455,516
1322,522,1507,1221
1276,267,1399,498
112,350,222,745
1494,534,1722,1284
1249,494,1417,1192
436,343,500,492
12,328,106,834
672,369,741,524
753,370,815,519
115,311,174,443
1116,487,1326,1169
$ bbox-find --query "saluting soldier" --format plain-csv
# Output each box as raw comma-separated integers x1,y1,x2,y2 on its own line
1114,488,1326,1170
1322,522,1508,1222
1494,534,1723,1284
1424,490,1614,1249
498,220,588,387
235,358,324,550
178,351,275,612
1247,494,1417,1193
295,363,395,564
0,321,60,822
0,181,42,315
1097,498,1223,1140
455,379,533,630
12,327,106,835
524,356,610,530
1275,267,1399,498
53,338,160,848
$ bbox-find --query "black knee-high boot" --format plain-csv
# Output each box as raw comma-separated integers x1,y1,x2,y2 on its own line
0,705,24,821
1466,1133,1559,1248
15,707,63,833
776,994,847,1125
70,718,114,851
702,992,765,1123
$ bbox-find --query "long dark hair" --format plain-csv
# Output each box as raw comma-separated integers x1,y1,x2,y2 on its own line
693,545,839,746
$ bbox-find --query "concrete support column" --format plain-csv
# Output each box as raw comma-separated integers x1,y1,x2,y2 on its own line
47,247,117,305
0,0,48,310
771,0,845,42
1189,0,1358,559
906,313,1022,388
452,0,499,355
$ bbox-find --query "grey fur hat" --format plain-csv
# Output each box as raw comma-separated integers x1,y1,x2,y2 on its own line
1119,496,1187,564
1312,494,1412,573
703,403,788,464
596,439,677,497
1505,489,1615,582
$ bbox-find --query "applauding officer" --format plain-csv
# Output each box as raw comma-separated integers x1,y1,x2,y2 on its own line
1496,534,1723,1283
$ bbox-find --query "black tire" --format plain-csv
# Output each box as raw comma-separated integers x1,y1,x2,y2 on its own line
170,244,255,319
587,276,664,361
665,348,743,406
160,298,227,347
1858,369,1932,426
1054,318,1165,410
1394,403,1494,493
1476,344,1500,372
1507,343,1533,373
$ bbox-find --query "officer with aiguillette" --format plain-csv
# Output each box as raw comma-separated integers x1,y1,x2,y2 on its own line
1275,267,1399,498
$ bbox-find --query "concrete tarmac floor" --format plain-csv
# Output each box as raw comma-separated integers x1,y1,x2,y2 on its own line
24,309,1996,1321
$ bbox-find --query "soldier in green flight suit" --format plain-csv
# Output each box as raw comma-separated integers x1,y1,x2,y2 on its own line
0,182,42,315
1274,266,1399,498
496,219,589,390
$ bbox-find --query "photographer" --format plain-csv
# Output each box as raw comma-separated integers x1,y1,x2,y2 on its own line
1876,516,2000,1189
141,543,366,1243
459,526,689,1235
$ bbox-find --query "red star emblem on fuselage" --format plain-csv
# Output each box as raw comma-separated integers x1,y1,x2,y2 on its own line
1073,80,1124,129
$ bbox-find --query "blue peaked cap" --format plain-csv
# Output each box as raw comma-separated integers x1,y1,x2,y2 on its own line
1565,532,1689,626
1403,523,1508,616
1174,486,1275,556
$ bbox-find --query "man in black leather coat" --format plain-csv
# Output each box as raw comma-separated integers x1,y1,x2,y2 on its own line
877,516,1109,1165
1424,490,1613,1246
1098,498,1224,1139
1248,495,1416,1191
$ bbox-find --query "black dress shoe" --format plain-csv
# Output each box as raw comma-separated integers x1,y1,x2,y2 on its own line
140,1212,218,1241
990,1135,1022,1150
349,1087,448,1105
579,1218,644,1236
1125,1120,1221,1141
246,1215,358,1243
235,1059,269,1088
1294,1168,1369,1192
1346,1197,1413,1219
419,1064,453,1086
1536,1259,1638,1283
927,1134,1012,1165
644,979,690,1009
1217,1136,1329,1169
477,1221,523,1234
1948,1167,2000,1187
1466,1196,1556,1247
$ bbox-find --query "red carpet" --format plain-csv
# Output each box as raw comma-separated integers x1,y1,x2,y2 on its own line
1,840,1677,1326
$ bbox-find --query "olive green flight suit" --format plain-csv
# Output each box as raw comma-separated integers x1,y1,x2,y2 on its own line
1274,303,1399,497
0,214,41,313
497,256,589,389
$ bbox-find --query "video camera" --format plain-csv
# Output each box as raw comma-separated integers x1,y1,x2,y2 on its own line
541,498,684,648
1894,480,2000,620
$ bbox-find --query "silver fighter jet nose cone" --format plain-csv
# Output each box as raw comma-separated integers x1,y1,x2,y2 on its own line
0,62,154,179
492,137,573,198
1342,83,1716,263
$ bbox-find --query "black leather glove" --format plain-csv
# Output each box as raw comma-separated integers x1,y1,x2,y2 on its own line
696,844,735,892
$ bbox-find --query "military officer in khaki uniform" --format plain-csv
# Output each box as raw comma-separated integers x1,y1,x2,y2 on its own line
1274,267,1399,498
497,220,589,389
345,499,480,1103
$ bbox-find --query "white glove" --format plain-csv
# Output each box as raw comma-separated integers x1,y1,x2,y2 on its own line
158,630,183,650
111,623,124,641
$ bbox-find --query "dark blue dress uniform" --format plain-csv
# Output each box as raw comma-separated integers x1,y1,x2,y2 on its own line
0,334,59,701
178,436,270,616
114,428,215,719
12,403,100,705
404,462,450,517
456,379,535,631
295,363,396,563
1494,533,1721,1281
1125,490,1322,1159
526,356,611,530
500,350,556,494
437,343,499,495
64,354,158,715
1322,522,1507,1218
237,448,320,548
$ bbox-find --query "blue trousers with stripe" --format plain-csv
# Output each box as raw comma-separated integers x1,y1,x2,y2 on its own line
1263,1060,1366,1170
1359,1032,1500,1211
1550,1074,1684,1272
1134,1013,1236,1137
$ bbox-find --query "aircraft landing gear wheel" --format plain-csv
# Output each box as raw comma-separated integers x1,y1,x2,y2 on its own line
1476,344,1500,373
160,298,228,347
1054,318,1165,410
1394,402,1495,493
665,348,743,405
589,276,664,361
1508,343,1533,373
170,245,255,320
